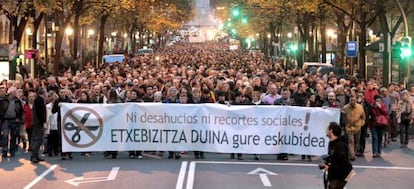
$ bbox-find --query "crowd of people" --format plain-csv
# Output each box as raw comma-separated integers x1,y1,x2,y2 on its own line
0,42,413,163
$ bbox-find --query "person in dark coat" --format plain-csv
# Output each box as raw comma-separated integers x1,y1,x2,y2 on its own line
322,122,353,189
30,88,48,163
52,88,72,160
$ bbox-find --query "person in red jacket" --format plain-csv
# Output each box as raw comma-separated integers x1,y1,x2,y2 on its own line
364,81,379,105
23,91,36,151
371,95,389,158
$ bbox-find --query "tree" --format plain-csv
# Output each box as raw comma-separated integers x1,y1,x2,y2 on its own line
323,0,387,78
0,0,33,79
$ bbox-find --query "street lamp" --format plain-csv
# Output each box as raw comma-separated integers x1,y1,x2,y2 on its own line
326,29,337,65
65,27,74,36
111,31,117,54
87,29,95,37
65,26,74,56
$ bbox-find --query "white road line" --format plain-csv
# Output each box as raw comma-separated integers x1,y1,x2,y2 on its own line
194,161,414,171
259,174,272,187
175,161,188,189
185,161,196,189
182,161,414,189
23,164,58,189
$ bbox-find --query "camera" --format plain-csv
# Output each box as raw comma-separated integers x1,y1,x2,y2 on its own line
318,164,325,170
318,155,330,170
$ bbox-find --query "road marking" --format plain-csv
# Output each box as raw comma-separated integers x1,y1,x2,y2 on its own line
65,167,120,186
247,168,278,187
182,161,414,189
194,161,414,171
175,161,188,189
185,161,196,189
23,164,58,189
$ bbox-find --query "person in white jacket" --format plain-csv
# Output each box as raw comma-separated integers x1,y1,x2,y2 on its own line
45,91,59,156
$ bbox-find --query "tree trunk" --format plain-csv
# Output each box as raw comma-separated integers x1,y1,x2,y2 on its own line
98,14,108,67
321,22,327,64
73,14,80,58
358,21,367,79
319,5,327,64
8,16,28,80
32,13,45,78
54,29,64,75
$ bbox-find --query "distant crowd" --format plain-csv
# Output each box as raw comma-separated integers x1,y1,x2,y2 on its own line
1,42,413,162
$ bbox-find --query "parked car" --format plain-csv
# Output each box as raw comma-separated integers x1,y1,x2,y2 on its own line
102,54,125,66
317,66,346,78
302,62,333,73
136,48,154,56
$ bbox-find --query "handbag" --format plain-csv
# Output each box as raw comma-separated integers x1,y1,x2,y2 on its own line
376,114,389,126
401,112,411,123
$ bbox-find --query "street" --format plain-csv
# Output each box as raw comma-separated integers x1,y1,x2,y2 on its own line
1,137,414,189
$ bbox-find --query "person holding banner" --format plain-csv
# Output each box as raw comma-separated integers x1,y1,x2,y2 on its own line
77,91,93,157
293,83,312,161
126,90,144,159
190,87,206,159
53,88,73,160
162,86,181,159
274,87,294,160
103,88,122,159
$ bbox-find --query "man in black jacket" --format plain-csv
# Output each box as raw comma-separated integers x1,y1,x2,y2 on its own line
52,88,73,160
30,88,47,163
322,122,353,189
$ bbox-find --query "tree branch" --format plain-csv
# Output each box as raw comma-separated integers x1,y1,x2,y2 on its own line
323,0,361,25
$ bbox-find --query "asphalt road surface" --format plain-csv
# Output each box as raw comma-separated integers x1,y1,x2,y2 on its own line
1,137,414,189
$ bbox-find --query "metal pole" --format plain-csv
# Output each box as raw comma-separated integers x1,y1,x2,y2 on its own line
387,33,392,84
395,0,409,37
395,0,410,86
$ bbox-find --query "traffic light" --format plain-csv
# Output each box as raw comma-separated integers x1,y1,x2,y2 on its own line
400,36,412,58
288,43,298,52
226,21,232,28
232,5,240,18
241,14,248,24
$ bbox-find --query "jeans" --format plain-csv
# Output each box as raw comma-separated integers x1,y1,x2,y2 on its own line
1,120,20,156
371,126,385,155
400,121,410,145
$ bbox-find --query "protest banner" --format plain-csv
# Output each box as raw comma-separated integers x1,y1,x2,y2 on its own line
60,103,340,155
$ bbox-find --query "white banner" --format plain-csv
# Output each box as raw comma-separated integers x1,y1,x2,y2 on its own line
60,103,340,155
